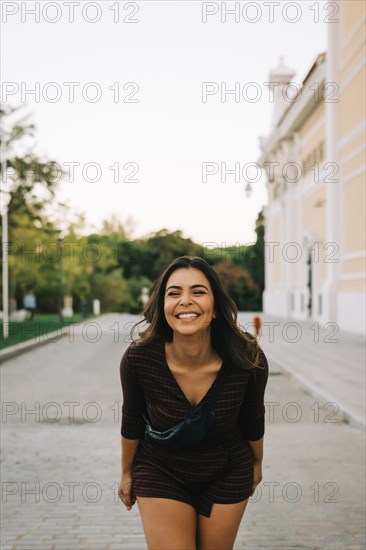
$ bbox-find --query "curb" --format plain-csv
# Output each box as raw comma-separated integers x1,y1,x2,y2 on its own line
269,357,365,431
0,325,71,364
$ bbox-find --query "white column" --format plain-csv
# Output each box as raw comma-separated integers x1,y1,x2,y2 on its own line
323,3,341,324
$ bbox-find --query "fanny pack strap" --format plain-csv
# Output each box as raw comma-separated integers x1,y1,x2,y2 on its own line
143,361,231,449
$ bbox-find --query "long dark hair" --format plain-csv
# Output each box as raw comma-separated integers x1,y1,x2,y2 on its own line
129,256,263,371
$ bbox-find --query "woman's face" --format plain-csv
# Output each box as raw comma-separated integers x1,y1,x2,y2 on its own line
164,267,216,336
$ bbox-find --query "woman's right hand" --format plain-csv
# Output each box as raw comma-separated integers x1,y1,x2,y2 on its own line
118,475,136,511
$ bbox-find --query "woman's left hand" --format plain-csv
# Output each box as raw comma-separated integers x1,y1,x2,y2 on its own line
118,476,136,511
250,461,263,496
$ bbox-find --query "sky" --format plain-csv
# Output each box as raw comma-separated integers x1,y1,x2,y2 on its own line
2,0,328,246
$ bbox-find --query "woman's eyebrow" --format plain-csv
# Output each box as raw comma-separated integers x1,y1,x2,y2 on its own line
166,284,209,292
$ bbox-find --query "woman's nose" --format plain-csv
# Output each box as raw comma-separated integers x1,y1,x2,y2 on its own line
179,293,192,305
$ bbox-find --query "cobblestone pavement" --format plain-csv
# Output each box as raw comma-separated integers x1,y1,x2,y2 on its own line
1,314,365,550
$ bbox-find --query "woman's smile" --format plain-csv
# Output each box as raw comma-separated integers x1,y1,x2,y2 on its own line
164,268,216,335
176,314,200,321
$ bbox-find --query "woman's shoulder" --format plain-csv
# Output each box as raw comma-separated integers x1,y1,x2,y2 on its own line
250,345,269,386
257,345,269,369
122,337,163,364
232,336,269,379
242,331,269,367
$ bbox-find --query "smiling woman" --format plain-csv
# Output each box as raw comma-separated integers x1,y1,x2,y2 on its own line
118,256,269,550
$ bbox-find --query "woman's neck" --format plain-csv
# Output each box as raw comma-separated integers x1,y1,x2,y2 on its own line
165,335,219,368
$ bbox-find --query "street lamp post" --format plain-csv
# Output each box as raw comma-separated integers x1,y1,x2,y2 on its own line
1,197,9,338
58,232,63,326
1,184,11,339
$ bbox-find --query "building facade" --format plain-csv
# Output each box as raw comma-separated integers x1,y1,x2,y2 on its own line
258,1,365,335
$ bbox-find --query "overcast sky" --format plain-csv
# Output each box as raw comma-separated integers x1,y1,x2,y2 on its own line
2,0,328,246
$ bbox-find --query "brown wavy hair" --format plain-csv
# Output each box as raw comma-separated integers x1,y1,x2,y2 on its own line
129,255,264,372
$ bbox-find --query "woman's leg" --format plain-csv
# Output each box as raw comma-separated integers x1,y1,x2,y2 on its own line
196,498,249,550
136,496,197,550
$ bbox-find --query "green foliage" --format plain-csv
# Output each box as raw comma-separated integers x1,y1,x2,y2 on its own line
213,260,261,311
1,219,266,314
234,208,265,309
1,105,64,227
93,269,130,312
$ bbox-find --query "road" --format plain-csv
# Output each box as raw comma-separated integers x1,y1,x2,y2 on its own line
1,314,365,549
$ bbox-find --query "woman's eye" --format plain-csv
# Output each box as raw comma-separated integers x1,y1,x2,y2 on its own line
168,291,204,296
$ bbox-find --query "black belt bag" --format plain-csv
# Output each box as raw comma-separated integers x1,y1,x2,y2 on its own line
143,363,228,450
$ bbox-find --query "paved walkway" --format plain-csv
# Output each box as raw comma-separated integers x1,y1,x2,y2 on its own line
237,312,365,429
1,313,365,549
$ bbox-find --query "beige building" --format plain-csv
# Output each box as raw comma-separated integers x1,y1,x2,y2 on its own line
258,1,365,335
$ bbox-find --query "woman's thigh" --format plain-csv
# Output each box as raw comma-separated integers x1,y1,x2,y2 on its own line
196,498,249,550
136,496,197,550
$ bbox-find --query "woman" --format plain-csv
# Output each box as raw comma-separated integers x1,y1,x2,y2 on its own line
118,256,269,550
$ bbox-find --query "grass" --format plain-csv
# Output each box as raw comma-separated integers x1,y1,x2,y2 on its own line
0,313,96,350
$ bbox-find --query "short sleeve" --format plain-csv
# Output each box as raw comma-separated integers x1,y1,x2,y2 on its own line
238,348,269,441
119,343,147,439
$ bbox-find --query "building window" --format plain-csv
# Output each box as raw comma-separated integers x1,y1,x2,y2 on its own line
318,141,324,162
302,160,306,178
302,140,325,177
310,149,316,170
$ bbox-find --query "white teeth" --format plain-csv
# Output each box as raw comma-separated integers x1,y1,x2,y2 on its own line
177,313,199,318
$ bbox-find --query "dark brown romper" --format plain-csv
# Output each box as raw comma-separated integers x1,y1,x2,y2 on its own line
120,336,269,518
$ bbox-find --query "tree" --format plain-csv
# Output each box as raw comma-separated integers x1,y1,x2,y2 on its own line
242,208,265,308
0,104,65,309
0,104,64,227
144,229,203,280
213,260,261,311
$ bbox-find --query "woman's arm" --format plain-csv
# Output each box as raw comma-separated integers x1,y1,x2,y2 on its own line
119,342,147,440
121,436,140,475
238,350,268,496
248,436,264,495
119,343,146,510
119,436,140,511
238,348,269,461
247,436,264,464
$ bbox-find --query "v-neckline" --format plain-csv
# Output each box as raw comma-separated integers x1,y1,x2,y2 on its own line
159,339,225,409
